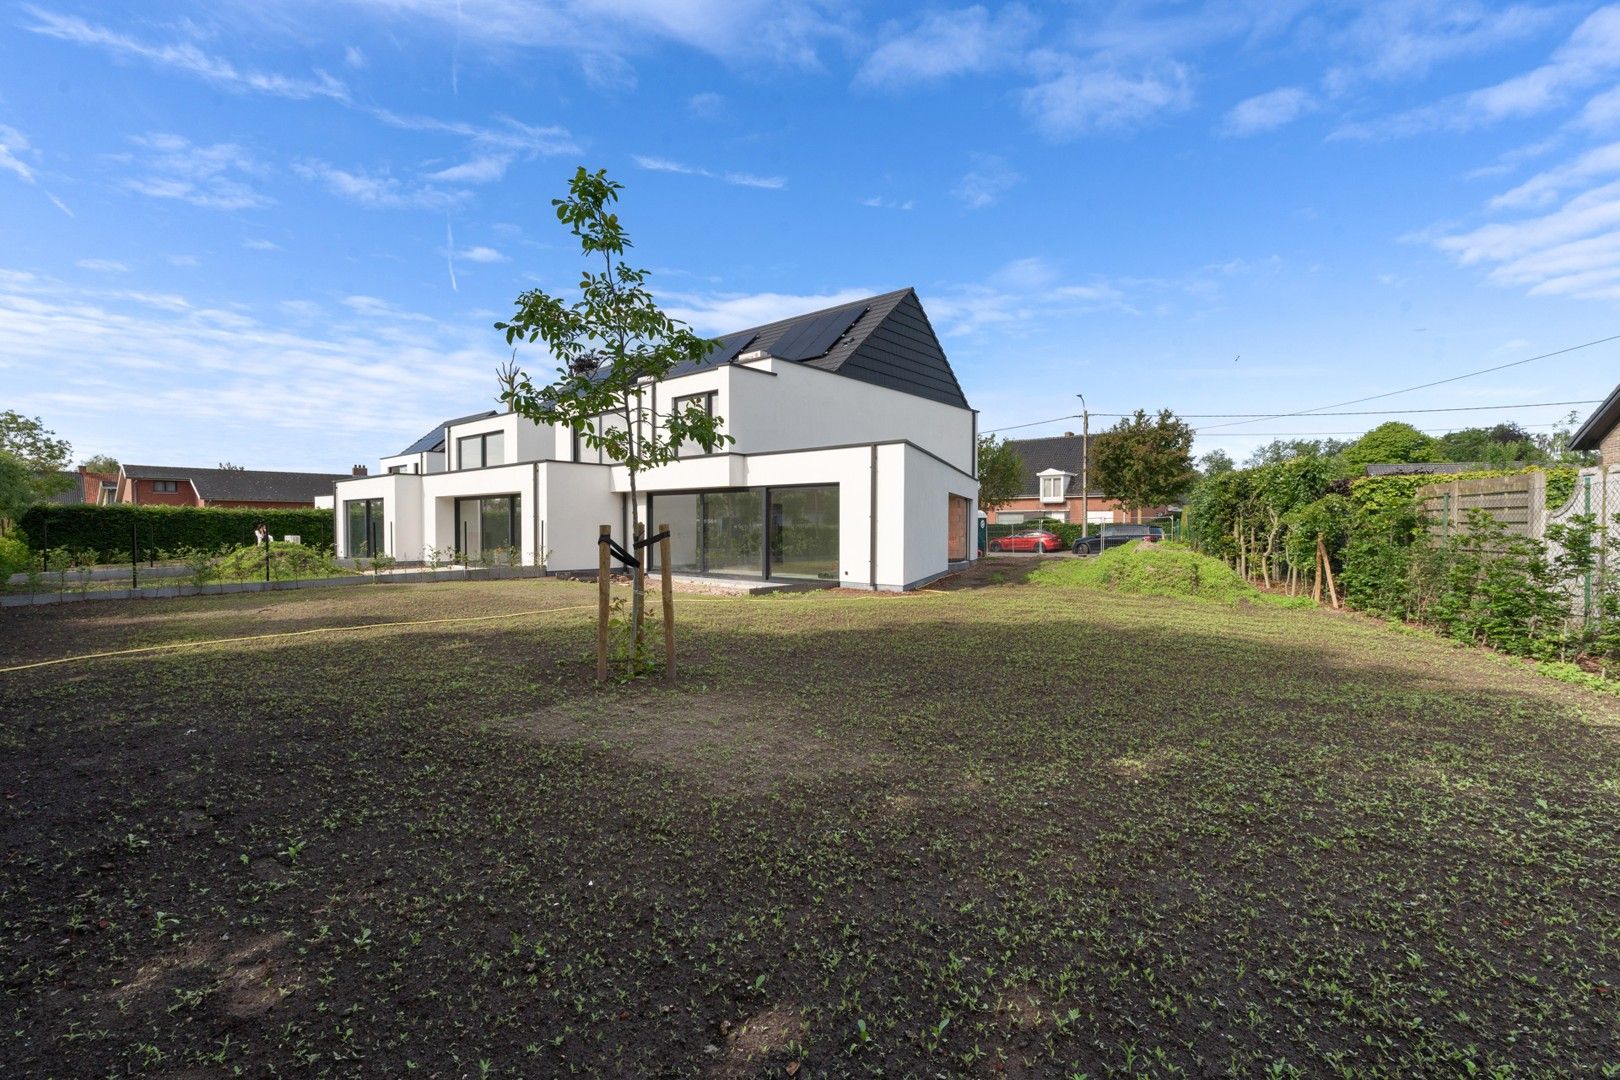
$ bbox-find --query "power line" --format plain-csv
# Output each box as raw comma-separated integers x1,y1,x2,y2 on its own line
980,398,1599,435
1195,422,1571,437
1195,333,1620,433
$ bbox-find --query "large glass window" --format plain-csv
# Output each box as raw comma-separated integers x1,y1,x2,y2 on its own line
346,498,384,557
651,485,838,581
457,431,505,469
703,491,764,577
769,486,839,580
455,495,520,561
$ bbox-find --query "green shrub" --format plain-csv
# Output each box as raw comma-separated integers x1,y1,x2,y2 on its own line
0,533,33,579
16,504,334,562
1029,541,1307,606
213,542,340,582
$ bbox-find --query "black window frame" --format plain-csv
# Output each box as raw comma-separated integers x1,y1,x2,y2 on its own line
649,482,837,581
152,479,178,493
346,498,385,558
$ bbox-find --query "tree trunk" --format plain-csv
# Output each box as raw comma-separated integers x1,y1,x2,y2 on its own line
625,400,642,677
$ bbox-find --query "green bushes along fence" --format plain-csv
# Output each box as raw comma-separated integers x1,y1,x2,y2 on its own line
16,504,334,563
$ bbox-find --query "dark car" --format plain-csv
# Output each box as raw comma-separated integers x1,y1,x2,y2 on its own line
988,529,1062,553
1072,524,1163,556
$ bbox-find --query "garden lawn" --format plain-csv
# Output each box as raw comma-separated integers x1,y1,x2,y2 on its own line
2,569,1618,1077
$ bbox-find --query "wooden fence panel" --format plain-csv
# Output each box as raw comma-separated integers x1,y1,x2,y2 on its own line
1416,472,1546,543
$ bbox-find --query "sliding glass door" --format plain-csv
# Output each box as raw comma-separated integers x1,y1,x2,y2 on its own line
651,485,837,581
455,495,521,561
346,498,384,558
769,486,839,580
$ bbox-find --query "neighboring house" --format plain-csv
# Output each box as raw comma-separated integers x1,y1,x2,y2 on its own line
1570,383,1620,467
39,467,117,505
112,464,357,508
333,288,979,590
985,433,1167,526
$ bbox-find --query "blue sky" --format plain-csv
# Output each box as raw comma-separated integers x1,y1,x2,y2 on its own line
2,1,1619,472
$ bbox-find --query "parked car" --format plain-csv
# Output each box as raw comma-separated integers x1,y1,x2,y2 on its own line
1072,524,1163,556
988,529,1063,553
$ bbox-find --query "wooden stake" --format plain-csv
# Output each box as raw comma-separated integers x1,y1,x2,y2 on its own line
1318,533,1340,610
659,521,675,683
1312,539,1324,605
596,524,610,683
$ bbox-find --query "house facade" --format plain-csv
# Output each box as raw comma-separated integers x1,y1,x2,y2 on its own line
1570,382,1620,467
986,433,1169,526
331,288,979,590
112,464,355,508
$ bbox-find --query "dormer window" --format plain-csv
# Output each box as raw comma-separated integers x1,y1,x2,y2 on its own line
1037,468,1071,504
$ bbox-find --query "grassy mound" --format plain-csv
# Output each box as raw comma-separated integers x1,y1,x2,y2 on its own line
1030,541,1302,605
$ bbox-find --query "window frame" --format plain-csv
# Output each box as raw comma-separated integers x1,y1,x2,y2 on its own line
456,431,505,470
152,479,179,494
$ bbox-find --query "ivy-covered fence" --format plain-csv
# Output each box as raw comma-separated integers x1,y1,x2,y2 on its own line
16,504,335,563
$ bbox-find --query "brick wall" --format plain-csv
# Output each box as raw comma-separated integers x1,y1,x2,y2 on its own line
986,496,1167,524
1602,424,1620,469
121,477,199,506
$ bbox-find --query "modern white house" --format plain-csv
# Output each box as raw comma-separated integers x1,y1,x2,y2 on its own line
327,288,979,590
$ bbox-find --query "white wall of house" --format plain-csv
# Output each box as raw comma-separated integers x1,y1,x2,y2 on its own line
338,335,977,586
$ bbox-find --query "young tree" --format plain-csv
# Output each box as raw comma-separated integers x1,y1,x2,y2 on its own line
1199,449,1236,477
0,450,35,531
1093,409,1197,522
496,168,733,672
975,435,1023,511
0,410,73,502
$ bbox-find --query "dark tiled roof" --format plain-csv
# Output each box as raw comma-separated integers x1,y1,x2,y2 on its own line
654,287,970,409
1005,435,1094,496
122,465,349,503
399,411,499,455
1570,384,1620,451
44,471,84,504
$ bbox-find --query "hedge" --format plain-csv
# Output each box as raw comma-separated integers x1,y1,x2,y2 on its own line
16,504,334,562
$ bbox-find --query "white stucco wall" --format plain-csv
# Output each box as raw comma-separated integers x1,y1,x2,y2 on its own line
536,461,619,572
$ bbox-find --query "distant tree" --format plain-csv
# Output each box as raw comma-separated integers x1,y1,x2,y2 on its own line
80,454,120,474
1244,437,1350,468
1199,449,1236,476
0,410,73,504
0,450,34,530
1341,422,1440,470
496,167,730,675
1093,409,1197,522
217,462,246,471
1434,423,1543,467
976,436,1024,511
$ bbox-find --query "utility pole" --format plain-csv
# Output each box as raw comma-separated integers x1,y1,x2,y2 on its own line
1077,393,1089,539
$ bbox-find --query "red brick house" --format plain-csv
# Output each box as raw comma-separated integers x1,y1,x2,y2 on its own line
985,433,1170,527
110,464,357,509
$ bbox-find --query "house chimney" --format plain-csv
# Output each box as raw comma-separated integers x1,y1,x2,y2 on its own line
1063,431,1074,437
352,465,368,476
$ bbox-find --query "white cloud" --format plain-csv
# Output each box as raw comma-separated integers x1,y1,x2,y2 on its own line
855,5,1035,89
1021,53,1193,139
26,8,352,103
0,124,37,183
1335,6,1620,139
425,154,513,183
631,154,785,189
1489,141,1620,209
661,289,878,335
168,254,202,267
1325,1,1564,90
122,133,272,211
345,44,367,68
860,195,914,210
459,245,508,263
293,160,466,210
1222,86,1315,136
76,258,129,273
0,268,505,471
953,155,1020,209
243,239,280,251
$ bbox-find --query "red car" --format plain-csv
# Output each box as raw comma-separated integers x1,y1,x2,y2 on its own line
988,529,1062,553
